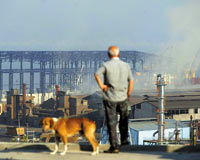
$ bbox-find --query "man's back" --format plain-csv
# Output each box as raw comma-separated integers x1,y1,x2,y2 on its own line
96,57,133,102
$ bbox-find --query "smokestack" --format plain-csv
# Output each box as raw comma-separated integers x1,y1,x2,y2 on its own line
56,84,60,94
156,74,167,144
56,84,60,109
22,83,27,121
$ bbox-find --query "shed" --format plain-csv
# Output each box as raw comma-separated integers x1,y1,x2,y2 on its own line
129,119,189,145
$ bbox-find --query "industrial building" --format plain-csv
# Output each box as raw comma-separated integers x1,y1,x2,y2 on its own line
0,50,154,99
129,93,200,121
0,84,103,129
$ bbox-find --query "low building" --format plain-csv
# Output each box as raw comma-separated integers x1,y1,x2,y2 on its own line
129,119,189,145
130,94,200,121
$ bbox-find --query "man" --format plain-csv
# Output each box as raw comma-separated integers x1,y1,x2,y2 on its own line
94,46,134,153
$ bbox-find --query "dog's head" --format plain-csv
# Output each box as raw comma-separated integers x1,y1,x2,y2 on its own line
40,117,55,132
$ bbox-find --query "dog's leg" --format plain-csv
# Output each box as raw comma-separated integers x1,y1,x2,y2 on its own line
92,145,99,156
85,133,99,156
96,145,99,155
90,137,99,156
50,136,59,155
60,136,68,156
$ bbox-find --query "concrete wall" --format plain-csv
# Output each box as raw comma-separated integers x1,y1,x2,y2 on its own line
173,114,200,121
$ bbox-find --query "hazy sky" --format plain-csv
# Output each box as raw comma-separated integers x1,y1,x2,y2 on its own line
0,0,197,53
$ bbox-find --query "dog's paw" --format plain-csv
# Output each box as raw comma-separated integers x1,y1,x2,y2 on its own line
91,152,97,156
96,146,99,154
60,152,66,156
91,146,100,156
50,151,57,155
91,151,98,156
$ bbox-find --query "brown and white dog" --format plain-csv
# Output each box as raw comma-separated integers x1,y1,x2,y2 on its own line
40,117,99,156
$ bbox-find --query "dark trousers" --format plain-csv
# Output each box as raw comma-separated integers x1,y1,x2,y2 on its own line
103,99,129,149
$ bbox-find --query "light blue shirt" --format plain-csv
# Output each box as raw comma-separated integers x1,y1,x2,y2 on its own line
95,57,134,102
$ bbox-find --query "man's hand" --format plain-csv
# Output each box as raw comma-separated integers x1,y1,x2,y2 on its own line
94,74,109,92
102,85,109,92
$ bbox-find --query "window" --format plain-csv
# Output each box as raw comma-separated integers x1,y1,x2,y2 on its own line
165,110,172,117
136,104,141,109
194,108,198,114
180,109,189,114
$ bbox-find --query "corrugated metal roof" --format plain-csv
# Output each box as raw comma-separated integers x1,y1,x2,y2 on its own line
129,96,145,106
129,119,189,131
149,100,200,109
130,94,200,109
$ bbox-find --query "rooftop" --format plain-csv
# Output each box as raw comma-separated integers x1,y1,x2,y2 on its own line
129,119,189,131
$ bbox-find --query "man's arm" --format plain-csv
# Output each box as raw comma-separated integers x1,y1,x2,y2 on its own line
127,80,134,100
94,74,108,92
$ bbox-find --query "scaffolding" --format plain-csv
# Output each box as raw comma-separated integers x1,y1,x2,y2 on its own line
0,51,152,96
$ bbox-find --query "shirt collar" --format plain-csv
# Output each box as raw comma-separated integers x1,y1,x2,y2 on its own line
111,57,120,60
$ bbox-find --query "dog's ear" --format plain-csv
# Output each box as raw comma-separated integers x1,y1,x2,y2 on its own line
39,118,44,126
49,119,54,129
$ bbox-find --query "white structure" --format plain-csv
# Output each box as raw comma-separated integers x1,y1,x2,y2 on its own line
100,119,190,145
129,119,190,145
27,92,54,105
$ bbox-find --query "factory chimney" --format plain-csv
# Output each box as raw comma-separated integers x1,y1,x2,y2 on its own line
156,74,167,144
56,85,60,109
22,83,27,122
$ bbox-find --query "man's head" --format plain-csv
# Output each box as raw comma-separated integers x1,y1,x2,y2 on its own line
108,46,120,58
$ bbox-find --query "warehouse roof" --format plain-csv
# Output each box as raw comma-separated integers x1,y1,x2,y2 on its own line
130,93,200,109
128,119,189,131
148,95,200,109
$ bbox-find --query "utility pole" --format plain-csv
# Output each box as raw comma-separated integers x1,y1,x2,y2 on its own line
18,113,21,142
26,123,29,143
